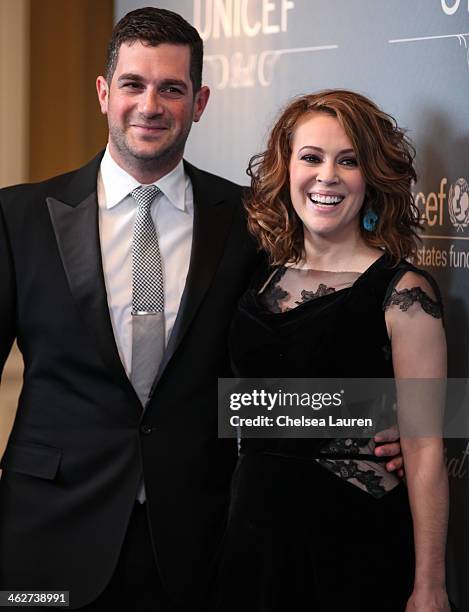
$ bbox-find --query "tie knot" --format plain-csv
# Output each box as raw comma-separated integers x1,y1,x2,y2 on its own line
131,185,161,210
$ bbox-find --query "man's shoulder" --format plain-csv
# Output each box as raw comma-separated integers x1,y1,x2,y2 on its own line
183,160,248,198
0,168,81,200
0,152,104,206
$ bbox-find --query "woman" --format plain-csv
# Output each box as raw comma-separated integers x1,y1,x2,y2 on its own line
217,90,449,611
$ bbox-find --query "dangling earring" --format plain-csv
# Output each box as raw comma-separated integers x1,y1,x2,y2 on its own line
362,207,378,232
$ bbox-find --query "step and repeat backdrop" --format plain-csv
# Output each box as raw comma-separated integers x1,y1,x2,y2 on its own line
116,0,469,606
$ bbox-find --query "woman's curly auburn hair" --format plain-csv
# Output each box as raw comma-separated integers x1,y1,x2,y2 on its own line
245,89,420,266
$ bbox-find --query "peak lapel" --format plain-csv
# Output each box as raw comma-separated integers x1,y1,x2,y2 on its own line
46,156,141,409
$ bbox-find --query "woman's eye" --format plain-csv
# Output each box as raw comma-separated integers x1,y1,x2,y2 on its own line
301,154,321,163
340,158,358,167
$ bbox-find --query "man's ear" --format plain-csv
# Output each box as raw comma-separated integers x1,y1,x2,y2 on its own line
96,76,109,115
193,86,210,123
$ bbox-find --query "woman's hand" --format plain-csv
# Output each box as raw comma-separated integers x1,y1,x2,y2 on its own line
406,586,450,611
374,424,405,477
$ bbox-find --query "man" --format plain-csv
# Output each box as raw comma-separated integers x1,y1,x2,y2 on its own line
0,7,401,611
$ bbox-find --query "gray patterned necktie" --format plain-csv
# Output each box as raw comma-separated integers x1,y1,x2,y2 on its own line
131,185,164,315
131,185,165,503
130,185,165,407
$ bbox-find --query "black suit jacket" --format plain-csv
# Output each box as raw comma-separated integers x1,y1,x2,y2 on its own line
0,152,258,609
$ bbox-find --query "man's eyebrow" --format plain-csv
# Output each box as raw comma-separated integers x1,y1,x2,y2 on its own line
159,78,189,90
117,73,144,82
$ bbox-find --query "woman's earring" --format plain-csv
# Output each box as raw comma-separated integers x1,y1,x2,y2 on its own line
362,207,378,232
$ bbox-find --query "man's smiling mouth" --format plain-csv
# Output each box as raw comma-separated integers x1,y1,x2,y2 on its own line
131,124,169,130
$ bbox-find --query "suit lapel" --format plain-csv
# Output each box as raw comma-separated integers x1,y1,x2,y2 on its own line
150,162,236,390
46,153,141,408
46,155,236,404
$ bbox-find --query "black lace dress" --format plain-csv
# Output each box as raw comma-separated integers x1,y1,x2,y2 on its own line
215,254,444,612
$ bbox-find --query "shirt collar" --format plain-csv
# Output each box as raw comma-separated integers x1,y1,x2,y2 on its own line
99,145,187,212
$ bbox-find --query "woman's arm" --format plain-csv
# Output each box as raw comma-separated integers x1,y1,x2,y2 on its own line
385,271,450,612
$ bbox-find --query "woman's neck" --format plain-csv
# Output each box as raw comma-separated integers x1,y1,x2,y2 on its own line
300,231,382,273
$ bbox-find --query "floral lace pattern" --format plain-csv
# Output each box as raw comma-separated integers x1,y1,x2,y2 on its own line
262,284,290,313
260,266,360,313
296,284,336,305
384,286,442,319
315,438,399,498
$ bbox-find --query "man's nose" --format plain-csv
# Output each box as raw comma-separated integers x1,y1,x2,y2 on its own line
139,88,164,116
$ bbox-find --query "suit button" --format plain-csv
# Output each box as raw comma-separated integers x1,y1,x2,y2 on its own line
140,425,153,435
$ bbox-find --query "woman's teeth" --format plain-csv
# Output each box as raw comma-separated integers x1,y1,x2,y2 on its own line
308,194,344,205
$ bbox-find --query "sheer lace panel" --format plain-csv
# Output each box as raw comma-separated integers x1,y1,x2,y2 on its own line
383,286,443,319
260,267,361,313
315,439,399,498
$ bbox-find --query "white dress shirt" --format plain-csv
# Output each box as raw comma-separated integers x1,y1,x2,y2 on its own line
97,146,194,377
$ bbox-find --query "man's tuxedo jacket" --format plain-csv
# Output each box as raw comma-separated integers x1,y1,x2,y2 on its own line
0,152,258,609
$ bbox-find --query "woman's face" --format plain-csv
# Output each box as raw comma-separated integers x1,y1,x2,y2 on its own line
289,111,367,244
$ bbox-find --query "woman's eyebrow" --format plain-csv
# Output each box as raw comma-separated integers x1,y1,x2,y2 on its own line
298,146,355,155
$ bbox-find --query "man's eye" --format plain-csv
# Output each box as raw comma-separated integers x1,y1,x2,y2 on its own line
162,87,184,96
122,82,142,89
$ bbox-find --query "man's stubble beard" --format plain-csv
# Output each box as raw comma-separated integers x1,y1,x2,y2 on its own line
109,121,190,173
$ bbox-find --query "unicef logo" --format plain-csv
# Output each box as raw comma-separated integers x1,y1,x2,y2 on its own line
448,178,469,232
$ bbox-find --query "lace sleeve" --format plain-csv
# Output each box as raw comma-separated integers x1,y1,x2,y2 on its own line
384,286,442,319
383,268,444,322
384,269,446,379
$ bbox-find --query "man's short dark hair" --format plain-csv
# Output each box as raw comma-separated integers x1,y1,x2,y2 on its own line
105,7,204,92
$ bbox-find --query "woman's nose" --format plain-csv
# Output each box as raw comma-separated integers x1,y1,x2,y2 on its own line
316,161,338,184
